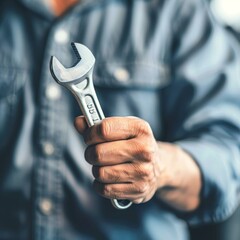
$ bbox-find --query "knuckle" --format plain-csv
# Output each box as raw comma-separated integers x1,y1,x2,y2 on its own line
133,141,155,163
94,145,104,164
97,167,116,183
132,141,146,156
138,119,152,136
142,119,151,130
135,164,147,177
102,185,110,197
98,167,106,182
136,182,148,194
132,163,143,176
140,164,152,180
98,120,111,140
142,145,155,162
104,168,120,183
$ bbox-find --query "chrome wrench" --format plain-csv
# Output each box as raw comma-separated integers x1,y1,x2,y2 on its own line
50,42,132,210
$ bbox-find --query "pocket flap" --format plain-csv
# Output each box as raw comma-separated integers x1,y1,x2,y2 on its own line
93,61,170,89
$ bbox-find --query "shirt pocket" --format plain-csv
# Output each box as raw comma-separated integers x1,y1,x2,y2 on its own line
93,61,170,89
0,66,27,148
92,61,170,139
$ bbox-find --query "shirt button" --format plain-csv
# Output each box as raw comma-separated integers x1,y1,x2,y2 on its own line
42,142,55,156
45,84,61,100
113,67,130,82
39,198,53,215
54,29,70,44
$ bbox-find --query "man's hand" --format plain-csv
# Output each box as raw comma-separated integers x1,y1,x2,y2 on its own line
75,116,162,204
75,116,201,211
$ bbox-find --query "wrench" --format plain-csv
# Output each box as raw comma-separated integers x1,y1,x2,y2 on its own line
50,42,132,210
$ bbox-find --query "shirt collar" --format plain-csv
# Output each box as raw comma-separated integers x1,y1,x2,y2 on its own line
17,0,54,19
17,0,97,20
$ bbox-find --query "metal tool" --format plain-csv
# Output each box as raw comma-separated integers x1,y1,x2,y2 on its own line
50,42,132,210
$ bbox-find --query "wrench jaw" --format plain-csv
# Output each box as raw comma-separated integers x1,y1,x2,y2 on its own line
50,56,89,87
50,42,95,86
50,56,69,86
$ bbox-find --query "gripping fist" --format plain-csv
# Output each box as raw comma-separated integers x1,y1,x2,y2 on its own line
75,116,163,204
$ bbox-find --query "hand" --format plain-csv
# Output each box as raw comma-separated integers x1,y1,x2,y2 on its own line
74,116,163,204
75,116,201,211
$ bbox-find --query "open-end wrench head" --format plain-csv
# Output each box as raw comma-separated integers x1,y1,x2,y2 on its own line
50,43,95,85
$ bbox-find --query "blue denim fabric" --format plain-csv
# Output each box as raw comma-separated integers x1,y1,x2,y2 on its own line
0,0,240,239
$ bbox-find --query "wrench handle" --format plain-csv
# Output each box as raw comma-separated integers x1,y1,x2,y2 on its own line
73,83,132,210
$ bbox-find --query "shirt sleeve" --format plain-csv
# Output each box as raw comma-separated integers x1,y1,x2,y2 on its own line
162,0,240,225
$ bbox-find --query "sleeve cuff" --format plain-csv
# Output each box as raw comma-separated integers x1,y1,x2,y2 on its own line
175,138,240,225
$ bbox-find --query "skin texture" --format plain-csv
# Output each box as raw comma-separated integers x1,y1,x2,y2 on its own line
51,0,78,16
75,116,202,212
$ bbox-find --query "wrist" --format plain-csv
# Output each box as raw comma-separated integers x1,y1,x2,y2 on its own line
155,142,202,211
155,142,182,189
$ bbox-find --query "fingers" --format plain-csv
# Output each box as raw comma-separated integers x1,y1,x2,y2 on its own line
92,159,158,204
85,139,156,166
93,180,150,204
74,116,159,204
74,116,88,134
92,163,150,184
75,116,152,145
85,141,132,166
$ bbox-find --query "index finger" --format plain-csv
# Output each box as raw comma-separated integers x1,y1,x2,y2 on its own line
74,115,88,134
76,116,151,145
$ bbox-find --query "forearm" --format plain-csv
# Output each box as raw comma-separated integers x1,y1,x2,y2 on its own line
155,142,202,212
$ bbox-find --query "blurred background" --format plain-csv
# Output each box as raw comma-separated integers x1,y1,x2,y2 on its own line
211,0,240,34
189,1,240,240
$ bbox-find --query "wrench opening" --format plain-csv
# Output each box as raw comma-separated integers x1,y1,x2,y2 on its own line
50,42,95,84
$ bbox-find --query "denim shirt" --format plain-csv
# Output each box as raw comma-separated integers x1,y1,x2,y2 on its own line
0,0,240,239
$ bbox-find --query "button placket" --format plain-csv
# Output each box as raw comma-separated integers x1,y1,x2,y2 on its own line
39,198,54,215
113,67,130,82
42,142,55,156
54,29,70,45
34,28,68,240
45,84,61,100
